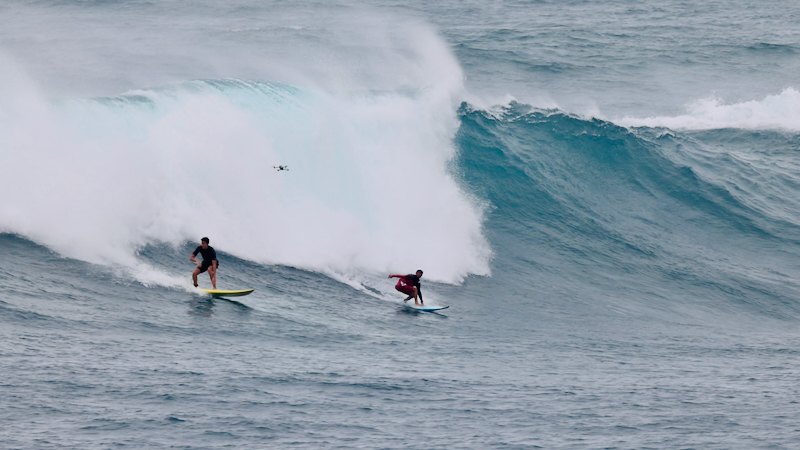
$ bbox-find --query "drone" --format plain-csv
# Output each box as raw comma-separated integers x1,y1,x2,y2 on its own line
273,165,289,172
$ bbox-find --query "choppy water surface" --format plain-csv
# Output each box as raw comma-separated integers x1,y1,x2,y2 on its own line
3,1,800,448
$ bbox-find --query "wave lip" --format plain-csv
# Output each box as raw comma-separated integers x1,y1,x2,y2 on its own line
617,88,800,131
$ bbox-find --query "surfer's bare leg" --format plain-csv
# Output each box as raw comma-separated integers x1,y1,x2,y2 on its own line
192,267,201,287
413,287,423,306
209,266,217,289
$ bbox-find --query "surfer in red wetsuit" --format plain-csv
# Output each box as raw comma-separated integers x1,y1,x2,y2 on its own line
388,270,424,306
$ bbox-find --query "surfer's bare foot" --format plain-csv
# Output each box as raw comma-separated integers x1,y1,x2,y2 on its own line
193,283,198,287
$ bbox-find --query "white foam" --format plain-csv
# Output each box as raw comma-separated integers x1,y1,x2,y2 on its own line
0,27,491,285
617,88,800,131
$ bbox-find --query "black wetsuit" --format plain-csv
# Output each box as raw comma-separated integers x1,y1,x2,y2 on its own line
193,246,218,273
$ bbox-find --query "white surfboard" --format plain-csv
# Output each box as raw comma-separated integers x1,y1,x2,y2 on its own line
403,304,449,312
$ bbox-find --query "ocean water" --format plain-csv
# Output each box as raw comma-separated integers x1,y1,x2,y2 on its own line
3,0,800,448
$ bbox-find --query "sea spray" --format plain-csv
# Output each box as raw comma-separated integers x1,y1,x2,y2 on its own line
0,61,490,285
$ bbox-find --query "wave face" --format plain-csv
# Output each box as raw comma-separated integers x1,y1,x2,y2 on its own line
456,102,800,319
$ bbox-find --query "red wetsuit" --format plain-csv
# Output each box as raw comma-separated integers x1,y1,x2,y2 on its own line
394,274,422,300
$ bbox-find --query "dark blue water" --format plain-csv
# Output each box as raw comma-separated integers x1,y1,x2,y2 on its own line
3,1,800,448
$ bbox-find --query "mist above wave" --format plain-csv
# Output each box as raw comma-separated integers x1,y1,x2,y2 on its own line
0,14,491,284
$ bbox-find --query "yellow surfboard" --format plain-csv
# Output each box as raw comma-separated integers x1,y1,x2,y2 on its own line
200,288,254,298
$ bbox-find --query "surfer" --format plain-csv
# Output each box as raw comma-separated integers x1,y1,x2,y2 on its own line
273,165,289,171
190,237,218,289
388,270,424,306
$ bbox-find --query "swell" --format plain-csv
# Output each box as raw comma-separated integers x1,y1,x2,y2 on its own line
5,79,800,320
454,102,800,318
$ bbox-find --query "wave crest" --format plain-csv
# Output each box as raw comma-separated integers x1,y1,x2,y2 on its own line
617,88,800,131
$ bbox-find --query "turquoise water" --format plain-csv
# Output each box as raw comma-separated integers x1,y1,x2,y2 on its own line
3,1,800,448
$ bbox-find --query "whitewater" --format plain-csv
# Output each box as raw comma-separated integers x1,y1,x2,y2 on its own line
3,0,800,448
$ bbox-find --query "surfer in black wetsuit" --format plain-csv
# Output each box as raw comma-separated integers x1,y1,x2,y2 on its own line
190,237,218,289
388,270,423,306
